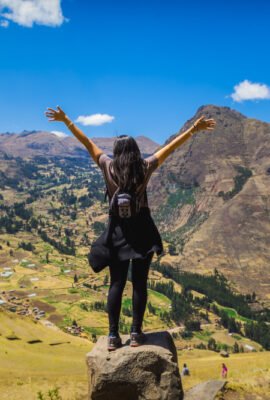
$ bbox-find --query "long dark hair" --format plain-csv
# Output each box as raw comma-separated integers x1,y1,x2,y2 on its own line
112,135,147,192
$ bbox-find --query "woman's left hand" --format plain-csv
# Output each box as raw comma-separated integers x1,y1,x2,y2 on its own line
44,105,67,123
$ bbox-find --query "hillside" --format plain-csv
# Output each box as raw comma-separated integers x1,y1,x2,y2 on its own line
148,105,270,301
0,311,91,400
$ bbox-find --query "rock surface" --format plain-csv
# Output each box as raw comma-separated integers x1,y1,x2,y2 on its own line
85,330,183,400
184,380,227,400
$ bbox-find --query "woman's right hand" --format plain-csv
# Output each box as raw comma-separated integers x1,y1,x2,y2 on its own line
44,105,67,123
192,115,216,133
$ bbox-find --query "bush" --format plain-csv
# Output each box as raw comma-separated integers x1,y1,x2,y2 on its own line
181,330,193,339
207,337,217,351
185,319,201,331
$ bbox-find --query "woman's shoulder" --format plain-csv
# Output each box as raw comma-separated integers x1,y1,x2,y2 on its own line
97,153,112,168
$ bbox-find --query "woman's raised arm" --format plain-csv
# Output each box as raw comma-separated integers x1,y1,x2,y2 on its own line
154,115,216,167
44,106,104,165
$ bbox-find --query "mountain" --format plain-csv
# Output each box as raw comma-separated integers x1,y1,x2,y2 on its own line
0,131,159,159
149,105,270,300
1,106,270,301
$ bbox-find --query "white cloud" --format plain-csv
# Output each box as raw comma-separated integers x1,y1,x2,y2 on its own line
50,130,68,138
0,0,67,28
230,79,270,102
75,113,115,126
0,18,9,27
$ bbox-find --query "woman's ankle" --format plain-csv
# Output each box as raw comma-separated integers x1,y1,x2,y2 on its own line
130,325,142,334
109,330,120,337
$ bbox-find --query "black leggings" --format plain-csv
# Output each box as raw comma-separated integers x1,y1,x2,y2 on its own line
107,252,154,334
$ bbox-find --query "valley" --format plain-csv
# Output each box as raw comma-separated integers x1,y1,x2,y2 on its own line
1,105,270,399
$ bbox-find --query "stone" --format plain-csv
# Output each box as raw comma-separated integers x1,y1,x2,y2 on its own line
85,330,183,400
184,380,227,400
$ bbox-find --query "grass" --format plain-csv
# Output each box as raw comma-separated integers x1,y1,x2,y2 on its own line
2,310,268,399
0,311,91,400
193,329,213,341
178,348,270,395
215,303,252,323
147,288,171,307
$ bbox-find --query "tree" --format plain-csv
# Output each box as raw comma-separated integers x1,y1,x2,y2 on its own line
147,302,156,315
207,337,217,351
74,274,78,284
233,341,240,353
185,319,201,331
103,274,109,286
70,211,77,220
168,244,178,256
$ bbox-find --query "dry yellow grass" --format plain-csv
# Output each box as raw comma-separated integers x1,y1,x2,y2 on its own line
1,311,269,399
178,349,270,396
0,311,92,400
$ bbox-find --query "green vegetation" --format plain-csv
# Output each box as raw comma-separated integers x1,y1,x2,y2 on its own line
151,262,270,350
155,182,198,224
92,221,106,235
148,279,194,324
162,210,208,253
194,329,213,341
218,165,252,200
37,386,63,400
244,321,270,350
214,304,252,323
152,262,256,320
38,229,76,255
167,186,196,208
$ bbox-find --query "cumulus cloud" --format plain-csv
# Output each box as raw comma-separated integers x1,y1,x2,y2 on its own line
230,79,270,102
75,113,115,126
0,18,9,27
50,130,68,138
0,0,67,28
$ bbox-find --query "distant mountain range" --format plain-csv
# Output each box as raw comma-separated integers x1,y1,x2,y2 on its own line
0,131,159,159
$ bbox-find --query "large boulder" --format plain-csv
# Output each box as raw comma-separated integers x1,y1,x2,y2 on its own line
85,330,183,400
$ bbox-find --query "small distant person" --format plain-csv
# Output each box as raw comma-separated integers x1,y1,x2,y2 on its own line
182,363,190,376
221,363,228,378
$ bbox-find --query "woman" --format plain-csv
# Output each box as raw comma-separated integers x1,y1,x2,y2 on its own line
221,363,228,378
45,106,216,351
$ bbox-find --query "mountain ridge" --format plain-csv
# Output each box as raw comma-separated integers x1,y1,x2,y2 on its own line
148,105,270,300
0,131,159,158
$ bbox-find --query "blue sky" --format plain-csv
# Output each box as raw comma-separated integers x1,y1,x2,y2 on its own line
0,0,270,144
